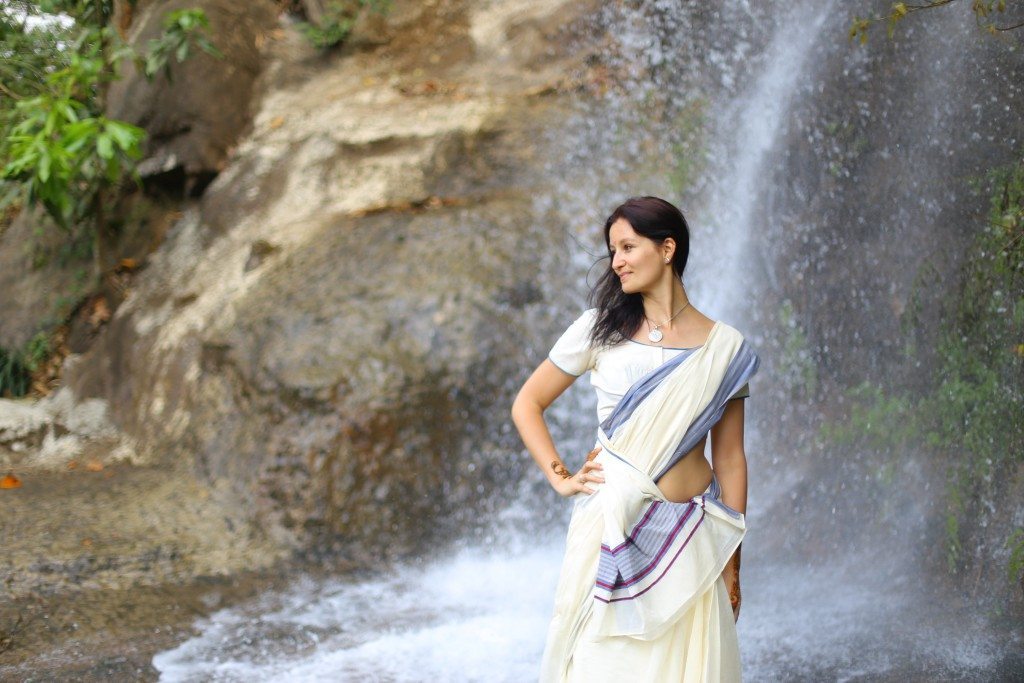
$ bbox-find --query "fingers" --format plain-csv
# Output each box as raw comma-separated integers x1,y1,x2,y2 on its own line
574,463,605,495
579,461,604,484
586,446,603,461
573,472,595,494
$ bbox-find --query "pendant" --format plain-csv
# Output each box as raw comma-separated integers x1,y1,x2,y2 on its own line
648,328,663,343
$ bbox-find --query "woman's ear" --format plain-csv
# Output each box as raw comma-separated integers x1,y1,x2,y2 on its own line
662,237,676,262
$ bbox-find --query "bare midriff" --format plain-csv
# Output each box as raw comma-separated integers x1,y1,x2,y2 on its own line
655,436,713,502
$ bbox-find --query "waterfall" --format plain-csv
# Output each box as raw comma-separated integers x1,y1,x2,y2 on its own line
695,4,834,317
151,1,1023,679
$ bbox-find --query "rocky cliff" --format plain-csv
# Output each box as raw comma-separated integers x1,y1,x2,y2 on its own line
2,0,605,596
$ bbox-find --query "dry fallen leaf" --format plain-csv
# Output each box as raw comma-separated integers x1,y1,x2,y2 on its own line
88,297,111,328
0,472,22,489
85,460,104,472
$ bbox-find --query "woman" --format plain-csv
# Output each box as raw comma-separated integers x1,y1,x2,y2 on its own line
511,196,760,682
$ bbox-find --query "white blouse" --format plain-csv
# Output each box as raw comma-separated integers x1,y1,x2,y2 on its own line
547,308,750,425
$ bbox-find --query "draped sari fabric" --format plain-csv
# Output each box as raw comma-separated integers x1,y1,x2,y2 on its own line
540,321,760,683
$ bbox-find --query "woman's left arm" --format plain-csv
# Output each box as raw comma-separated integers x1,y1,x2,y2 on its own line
710,397,748,620
710,397,747,514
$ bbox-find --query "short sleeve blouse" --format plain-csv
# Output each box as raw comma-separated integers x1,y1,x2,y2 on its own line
548,308,749,424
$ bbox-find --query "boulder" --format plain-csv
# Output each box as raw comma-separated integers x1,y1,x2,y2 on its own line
106,0,280,194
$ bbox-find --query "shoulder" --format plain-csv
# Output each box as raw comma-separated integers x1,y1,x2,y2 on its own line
715,320,761,370
714,320,757,353
564,307,599,335
715,320,745,343
548,307,601,376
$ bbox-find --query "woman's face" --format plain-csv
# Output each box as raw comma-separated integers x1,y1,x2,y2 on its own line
608,218,671,294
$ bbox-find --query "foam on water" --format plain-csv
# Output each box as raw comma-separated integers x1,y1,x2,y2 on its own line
154,542,1015,682
154,544,559,682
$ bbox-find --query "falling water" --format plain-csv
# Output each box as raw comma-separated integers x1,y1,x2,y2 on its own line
692,4,832,318
153,1,1023,680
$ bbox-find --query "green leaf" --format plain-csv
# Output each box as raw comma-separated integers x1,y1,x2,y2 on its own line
145,52,162,78
58,101,78,123
96,134,113,160
62,120,93,153
105,121,142,150
105,157,121,183
197,36,223,59
39,149,51,183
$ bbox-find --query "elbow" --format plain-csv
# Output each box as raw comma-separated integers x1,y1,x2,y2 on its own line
510,391,541,425
510,391,527,423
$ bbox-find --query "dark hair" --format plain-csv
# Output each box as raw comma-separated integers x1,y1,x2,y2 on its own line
587,196,691,347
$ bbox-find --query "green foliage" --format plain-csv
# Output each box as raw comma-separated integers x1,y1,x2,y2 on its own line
297,0,392,49
1008,529,1024,585
668,99,708,198
0,1,220,252
0,2,221,394
821,160,1024,587
0,331,49,397
924,160,1023,572
22,331,50,371
144,9,223,80
0,347,31,397
2,82,146,230
849,0,1023,44
820,381,915,451
778,299,818,398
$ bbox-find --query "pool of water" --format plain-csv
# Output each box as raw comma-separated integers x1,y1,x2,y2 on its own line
152,541,1023,682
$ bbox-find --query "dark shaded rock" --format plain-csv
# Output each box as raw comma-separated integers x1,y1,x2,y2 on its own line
106,0,280,191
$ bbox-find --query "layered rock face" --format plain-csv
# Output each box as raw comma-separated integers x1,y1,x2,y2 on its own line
2,0,603,592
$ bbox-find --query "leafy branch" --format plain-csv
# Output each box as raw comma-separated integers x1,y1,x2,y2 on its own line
0,3,222,272
850,1,1024,44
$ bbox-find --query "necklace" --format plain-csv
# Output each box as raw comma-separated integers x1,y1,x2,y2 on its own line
646,300,691,343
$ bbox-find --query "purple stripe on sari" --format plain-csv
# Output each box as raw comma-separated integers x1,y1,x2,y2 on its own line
594,512,707,604
595,475,724,593
601,499,662,554
596,502,698,590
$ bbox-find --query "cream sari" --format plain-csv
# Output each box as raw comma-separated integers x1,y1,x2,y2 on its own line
540,321,760,683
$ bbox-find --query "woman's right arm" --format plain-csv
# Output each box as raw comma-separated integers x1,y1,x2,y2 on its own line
511,359,604,497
